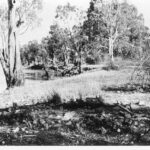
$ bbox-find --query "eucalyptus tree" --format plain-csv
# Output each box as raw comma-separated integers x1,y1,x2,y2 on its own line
0,0,42,88
54,3,87,72
84,0,149,62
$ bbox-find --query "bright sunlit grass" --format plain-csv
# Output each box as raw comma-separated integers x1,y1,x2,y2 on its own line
0,59,149,109
0,66,132,108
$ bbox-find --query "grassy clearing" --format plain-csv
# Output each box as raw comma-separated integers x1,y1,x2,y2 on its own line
0,68,130,108
0,59,149,109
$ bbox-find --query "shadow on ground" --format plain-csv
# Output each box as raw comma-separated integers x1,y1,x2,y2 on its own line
102,83,150,93
0,95,150,145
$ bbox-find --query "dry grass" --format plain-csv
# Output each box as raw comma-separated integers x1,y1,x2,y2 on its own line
0,60,150,109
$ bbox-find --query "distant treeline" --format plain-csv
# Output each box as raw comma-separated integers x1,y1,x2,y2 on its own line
20,0,150,67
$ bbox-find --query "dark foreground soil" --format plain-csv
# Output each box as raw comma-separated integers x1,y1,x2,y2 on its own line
0,98,150,146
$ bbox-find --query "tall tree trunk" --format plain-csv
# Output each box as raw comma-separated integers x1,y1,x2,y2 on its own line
63,49,69,66
64,54,68,66
0,61,7,92
63,45,69,66
78,54,82,74
6,0,24,88
78,47,82,74
52,54,56,66
109,37,114,63
0,24,8,90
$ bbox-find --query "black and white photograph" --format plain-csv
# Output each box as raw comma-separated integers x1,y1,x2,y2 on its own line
0,0,150,146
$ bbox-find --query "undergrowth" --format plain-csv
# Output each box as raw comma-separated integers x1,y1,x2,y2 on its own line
0,95,150,145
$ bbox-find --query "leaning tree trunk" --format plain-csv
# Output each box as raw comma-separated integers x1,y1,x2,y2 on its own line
6,0,24,88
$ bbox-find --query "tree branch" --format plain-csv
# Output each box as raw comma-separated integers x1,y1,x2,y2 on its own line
19,23,31,35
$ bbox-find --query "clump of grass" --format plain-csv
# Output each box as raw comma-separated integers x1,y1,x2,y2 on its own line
48,91,62,105
102,61,119,71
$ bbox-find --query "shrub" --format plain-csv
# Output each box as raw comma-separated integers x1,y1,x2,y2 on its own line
50,91,62,105
131,56,150,86
28,64,44,70
102,60,119,71
86,56,95,64
85,55,101,65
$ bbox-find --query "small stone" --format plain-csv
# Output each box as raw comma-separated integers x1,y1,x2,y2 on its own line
2,141,5,145
131,141,134,144
21,127,26,132
56,115,62,119
33,120,38,125
101,127,107,135
134,121,139,126
40,119,46,125
131,125,139,133
58,120,61,124
117,128,121,133
125,113,131,119
13,127,20,133
63,112,76,121
25,130,29,134
139,123,145,127
66,121,72,126
45,123,49,130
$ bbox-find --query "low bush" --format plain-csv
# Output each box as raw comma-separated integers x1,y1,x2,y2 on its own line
102,61,119,71
85,55,101,65
28,64,44,70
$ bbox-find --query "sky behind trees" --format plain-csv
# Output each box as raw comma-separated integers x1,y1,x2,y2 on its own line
1,0,150,45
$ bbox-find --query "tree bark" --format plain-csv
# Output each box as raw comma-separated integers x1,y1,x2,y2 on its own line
78,48,82,74
6,0,24,87
78,54,82,74
0,59,7,92
64,53,69,66
109,37,114,63
52,54,56,66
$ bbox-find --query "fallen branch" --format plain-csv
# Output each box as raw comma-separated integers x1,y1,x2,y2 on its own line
116,101,134,115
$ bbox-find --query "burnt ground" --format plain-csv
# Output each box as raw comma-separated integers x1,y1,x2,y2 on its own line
0,96,150,146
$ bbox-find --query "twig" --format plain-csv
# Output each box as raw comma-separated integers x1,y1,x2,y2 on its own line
116,101,134,115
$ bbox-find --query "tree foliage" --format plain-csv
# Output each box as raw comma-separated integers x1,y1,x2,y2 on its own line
20,0,150,75
83,0,150,61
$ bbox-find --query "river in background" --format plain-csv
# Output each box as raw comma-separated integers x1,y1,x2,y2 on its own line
23,69,56,81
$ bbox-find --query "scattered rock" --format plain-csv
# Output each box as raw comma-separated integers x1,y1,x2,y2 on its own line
125,113,132,119
133,121,139,126
63,112,76,121
66,121,72,126
130,125,139,133
101,127,107,135
117,128,121,133
13,127,20,133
